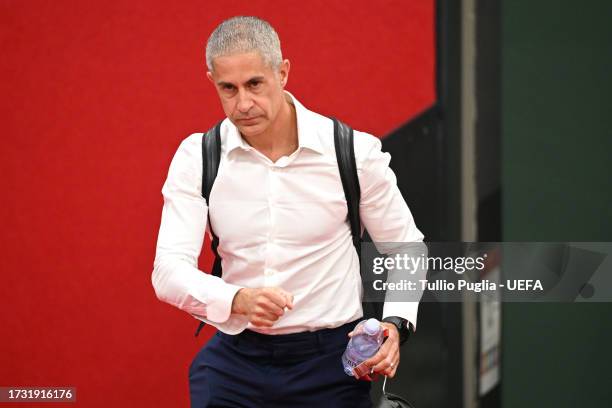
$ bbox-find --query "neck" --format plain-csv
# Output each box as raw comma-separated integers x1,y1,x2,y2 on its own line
241,94,298,161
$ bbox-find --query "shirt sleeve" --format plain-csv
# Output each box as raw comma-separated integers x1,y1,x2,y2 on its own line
356,133,427,331
151,133,248,334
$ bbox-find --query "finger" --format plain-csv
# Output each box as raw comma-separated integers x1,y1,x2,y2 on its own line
284,292,294,309
260,310,281,322
354,372,370,381
359,374,373,382
364,340,392,367
347,331,354,338
254,299,284,317
390,363,398,377
251,307,285,326
364,371,381,382
354,364,372,380
251,317,275,327
373,357,394,373
262,289,289,309
379,352,400,375
258,298,285,316
385,360,399,378
381,358,399,376
372,347,399,373
253,307,281,324
265,288,292,309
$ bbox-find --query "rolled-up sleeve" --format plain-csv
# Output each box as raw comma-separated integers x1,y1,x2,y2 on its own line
356,133,426,331
151,133,248,334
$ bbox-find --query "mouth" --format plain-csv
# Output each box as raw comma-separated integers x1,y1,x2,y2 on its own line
237,116,260,124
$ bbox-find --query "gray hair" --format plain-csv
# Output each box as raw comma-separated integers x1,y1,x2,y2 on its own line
205,16,282,72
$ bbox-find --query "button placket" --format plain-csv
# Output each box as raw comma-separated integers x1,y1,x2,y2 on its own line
265,164,280,281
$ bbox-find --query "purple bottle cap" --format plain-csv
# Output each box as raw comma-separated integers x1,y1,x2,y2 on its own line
364,318,380,335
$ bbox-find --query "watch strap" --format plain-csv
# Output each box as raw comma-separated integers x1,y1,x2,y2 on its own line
382,316,413,345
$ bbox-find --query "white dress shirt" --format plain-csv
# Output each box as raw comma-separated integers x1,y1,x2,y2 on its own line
152,91,425,335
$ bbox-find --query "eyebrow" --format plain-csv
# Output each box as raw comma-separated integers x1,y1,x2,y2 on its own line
217,76,265,87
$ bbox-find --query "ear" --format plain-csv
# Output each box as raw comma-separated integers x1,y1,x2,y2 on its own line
206,71,214,83
278,59,290,88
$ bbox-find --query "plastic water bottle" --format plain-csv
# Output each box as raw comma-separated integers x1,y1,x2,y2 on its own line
342,318,385,376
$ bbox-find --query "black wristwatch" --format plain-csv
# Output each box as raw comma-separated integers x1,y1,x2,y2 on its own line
382,316,414,345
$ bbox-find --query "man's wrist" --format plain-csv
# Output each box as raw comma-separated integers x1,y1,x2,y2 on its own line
231,288,248,316
381,316,413,345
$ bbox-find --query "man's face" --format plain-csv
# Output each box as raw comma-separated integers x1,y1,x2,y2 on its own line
207,52,289,138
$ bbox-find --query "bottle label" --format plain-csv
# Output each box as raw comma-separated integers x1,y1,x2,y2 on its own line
353,361,372,378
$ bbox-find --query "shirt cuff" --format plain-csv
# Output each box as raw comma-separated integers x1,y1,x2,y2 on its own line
382,301,420,332
191,312,250,335
204,282,244,323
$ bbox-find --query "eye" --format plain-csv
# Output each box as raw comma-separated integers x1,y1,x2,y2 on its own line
221,84,235,91
248,80,262,89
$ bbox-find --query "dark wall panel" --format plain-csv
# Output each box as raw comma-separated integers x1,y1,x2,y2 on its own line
502,1,612,407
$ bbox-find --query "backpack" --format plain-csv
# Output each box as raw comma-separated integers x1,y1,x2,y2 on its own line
194,117,380,337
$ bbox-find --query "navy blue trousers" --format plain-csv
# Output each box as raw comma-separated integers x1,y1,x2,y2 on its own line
188,319,372,408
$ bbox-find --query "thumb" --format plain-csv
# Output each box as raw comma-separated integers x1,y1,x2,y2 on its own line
280,290,294,309
288,293,294,309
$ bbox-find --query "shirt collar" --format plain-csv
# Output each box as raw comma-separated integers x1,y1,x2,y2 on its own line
224,90,325,155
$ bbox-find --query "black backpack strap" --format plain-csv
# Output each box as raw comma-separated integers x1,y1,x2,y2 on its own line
331,118,382,321
331,117,362,257
195,120,223,337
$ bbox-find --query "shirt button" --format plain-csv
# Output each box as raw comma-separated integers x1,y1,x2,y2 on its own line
264,268,276,276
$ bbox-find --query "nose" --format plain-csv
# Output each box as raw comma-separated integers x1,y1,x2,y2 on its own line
236,89,254,114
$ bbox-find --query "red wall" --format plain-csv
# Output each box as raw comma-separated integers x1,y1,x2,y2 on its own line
0,1,434,406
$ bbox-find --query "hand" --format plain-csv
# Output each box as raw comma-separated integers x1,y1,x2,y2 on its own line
348,322,400,380
231,287,294,327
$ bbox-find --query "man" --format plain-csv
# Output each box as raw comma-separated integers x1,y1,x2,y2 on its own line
152,16,425,408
